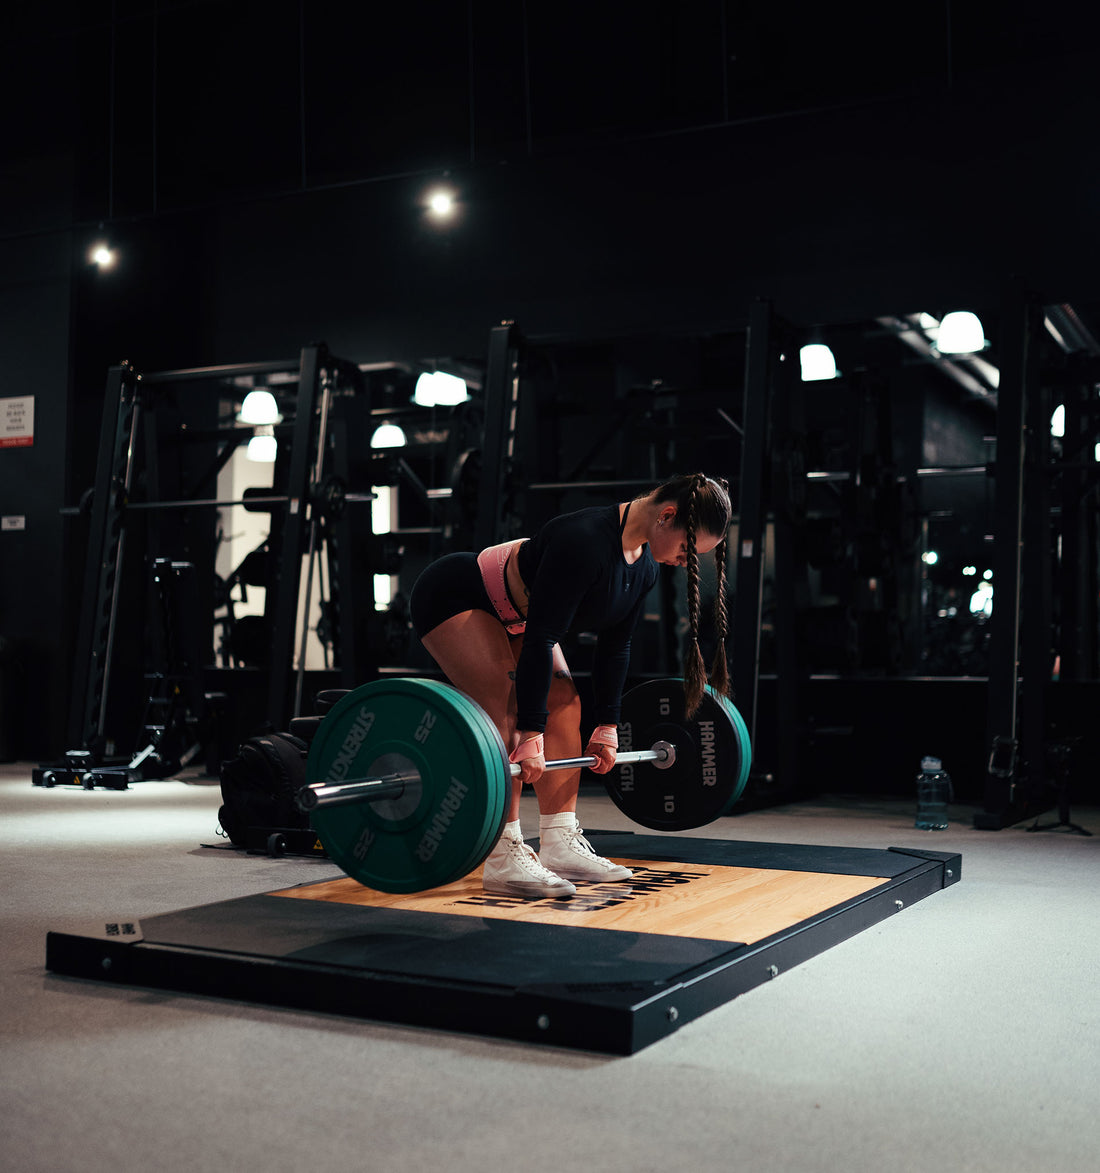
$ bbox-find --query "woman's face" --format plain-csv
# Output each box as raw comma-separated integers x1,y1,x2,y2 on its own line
650,508,722,567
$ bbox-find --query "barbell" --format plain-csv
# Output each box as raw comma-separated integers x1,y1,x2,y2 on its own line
296,676,752,894
298,740,677,811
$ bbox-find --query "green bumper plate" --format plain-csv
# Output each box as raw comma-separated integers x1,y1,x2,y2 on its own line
306,678,510,893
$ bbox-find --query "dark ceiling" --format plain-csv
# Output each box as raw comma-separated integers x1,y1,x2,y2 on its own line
3,1,1099,367
4,1,1092,220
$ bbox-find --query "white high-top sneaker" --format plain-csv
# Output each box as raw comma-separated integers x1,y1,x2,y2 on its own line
539,821,633,883
482,834,577,899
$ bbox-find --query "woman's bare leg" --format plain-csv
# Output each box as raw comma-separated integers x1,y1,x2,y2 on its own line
422,612,579,897
422,610,628,889
533,645,633,883
422,619,583,820
534,645,583,815
420,609,524,821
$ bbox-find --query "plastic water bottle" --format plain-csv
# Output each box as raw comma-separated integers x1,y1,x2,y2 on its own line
915,756,951,830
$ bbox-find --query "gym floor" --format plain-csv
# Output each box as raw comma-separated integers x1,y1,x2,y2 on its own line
2,760,1096,1173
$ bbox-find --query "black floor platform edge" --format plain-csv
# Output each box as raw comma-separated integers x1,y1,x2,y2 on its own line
44,836,961,1055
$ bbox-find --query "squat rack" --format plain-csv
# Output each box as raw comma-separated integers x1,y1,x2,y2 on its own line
67,343,368,767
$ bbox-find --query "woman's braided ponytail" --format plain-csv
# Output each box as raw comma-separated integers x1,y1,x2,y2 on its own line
682,474,709,719
644,472,732,719
709,477,731,699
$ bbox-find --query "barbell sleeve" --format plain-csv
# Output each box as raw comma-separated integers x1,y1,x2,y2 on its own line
297,740,676,813
297,770,421,812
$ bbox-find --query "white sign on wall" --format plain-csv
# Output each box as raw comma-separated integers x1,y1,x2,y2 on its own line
1,396,34,448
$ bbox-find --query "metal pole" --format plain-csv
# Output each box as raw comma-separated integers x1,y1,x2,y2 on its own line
62,493,374,515
95,395,143,740
474,322,519,550
977,283,1033,829
294,369,335,718
731,299,772,748
299,742,676,812
805,465,988,483
268,344,322,728
70,365,130,748
526,479,657,492
141,359,301,384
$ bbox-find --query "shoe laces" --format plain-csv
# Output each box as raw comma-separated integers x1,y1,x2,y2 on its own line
563,824,595,855
511,837,563,882
558,824,624,872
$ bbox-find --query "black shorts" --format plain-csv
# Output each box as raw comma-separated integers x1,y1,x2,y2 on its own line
409,552,502,638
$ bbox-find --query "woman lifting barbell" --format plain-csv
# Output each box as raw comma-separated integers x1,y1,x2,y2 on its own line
409,472,732,899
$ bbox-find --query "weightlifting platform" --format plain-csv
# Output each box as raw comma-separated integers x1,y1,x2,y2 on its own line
45,832,960,1055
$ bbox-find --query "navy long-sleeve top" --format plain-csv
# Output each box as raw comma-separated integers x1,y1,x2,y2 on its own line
513,504,658,732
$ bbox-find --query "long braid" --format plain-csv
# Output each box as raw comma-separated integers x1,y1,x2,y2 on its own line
709,477,731,699
645,471,733,718
682,474,708,719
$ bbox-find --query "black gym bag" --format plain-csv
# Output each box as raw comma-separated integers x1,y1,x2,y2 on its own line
217,732,311,848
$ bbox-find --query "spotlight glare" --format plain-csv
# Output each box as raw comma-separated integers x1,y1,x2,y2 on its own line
238,389,281,425
937,311,985,355
374,573,395,611
799,343,838,382
245,427,278,463
426,188,456,219
922,550,939,565
90,243,116,268
372,484,394,537
414,371,469,406
970,583,993,617
370,422,407,449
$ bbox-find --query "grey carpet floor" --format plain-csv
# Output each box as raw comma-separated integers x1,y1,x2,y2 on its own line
1,761,1097,1173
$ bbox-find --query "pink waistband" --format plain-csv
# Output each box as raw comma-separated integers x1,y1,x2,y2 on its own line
477,539,527,635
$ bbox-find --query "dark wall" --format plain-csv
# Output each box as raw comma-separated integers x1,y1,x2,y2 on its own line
0,157,75,755
0,232,74,754
2,3,1098,757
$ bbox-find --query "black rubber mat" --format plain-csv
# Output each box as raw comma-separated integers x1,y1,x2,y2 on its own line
46,834,960,1054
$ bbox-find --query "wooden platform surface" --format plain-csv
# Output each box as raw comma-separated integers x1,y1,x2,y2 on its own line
276,859,890,944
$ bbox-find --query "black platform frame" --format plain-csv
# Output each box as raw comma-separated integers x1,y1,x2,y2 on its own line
46,834,960,1055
